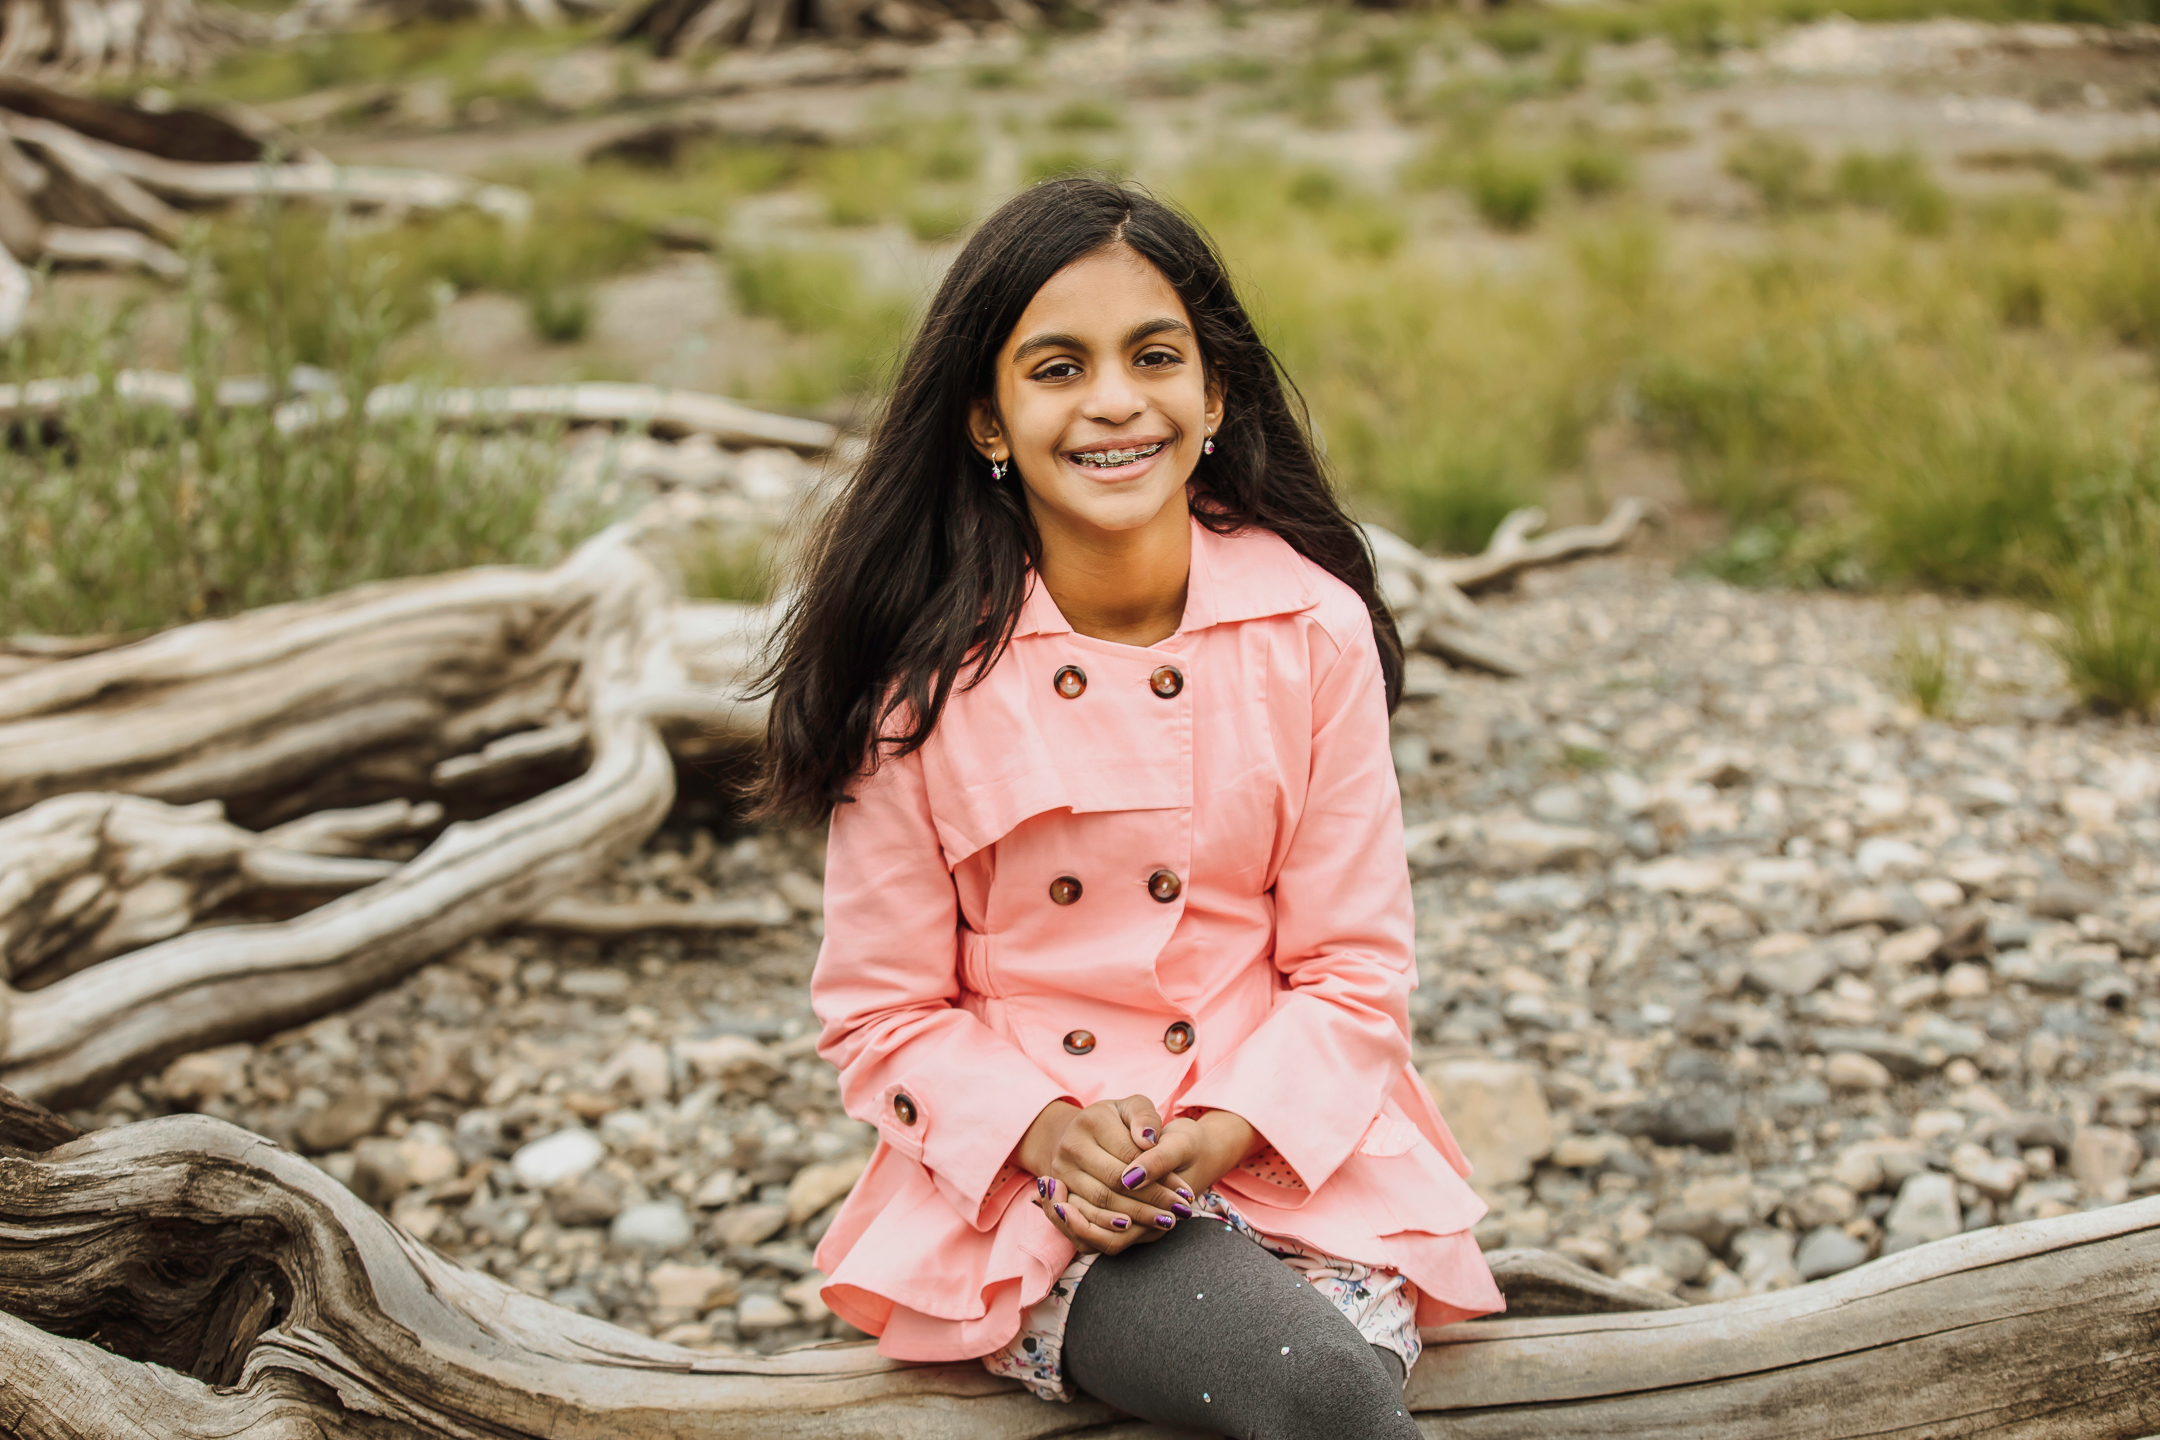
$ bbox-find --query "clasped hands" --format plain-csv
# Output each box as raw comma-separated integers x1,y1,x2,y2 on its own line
1013,1096,1257,1256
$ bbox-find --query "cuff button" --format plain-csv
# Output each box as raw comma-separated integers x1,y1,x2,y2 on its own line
893,1092,918,1125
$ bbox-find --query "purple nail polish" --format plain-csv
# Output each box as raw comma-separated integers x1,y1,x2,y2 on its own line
1176,1186,1195,1203
1140,1127,1157,1142
1171,1201,1194,1219
1112,1215,1131,1230
1055,1204,1067,1221
1036,1176,1051,1199
1122,1165,1148,1190
1154,1214,1176,1229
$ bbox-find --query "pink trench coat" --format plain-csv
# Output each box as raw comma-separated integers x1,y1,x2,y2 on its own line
810,515,1504,1361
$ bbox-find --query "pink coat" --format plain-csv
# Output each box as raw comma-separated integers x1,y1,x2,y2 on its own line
810,515,1503,1362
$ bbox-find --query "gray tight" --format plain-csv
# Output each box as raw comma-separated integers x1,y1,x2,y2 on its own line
1062,1213,1423,1440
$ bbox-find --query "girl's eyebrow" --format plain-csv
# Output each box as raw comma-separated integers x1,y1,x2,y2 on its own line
1011,317,1193,362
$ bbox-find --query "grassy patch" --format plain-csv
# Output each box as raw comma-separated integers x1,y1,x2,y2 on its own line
0,251,591,636
725,246,914,408
1893,622,1961,717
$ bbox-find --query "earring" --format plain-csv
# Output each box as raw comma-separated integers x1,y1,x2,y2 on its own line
1203,432,1215,456
990,454,1006,480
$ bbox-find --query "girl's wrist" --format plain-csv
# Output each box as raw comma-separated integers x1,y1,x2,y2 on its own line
1014,1099,1079,1177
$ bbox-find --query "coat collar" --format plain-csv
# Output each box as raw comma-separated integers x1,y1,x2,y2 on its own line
1012,512,1317,640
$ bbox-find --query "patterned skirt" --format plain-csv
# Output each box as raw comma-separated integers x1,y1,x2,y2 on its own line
981,1188,1422,1403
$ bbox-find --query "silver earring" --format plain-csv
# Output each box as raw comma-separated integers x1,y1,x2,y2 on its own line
990,455,1006,480
1203,434,1215,455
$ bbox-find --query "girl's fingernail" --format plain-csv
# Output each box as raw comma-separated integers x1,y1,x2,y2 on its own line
1111,1215,1131,1230
1122,1166,1148,1190
1176,1187,1195,1202
1140,1127,1157,1142
1171,1201,1194,1219
1154,1214,1176,1229
1036,1176,1052,1199
1055,1204,1067,1221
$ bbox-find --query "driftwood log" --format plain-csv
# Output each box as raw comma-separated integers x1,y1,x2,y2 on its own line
0,78,526,327
0,1090,2153,1438
0,526,775,1110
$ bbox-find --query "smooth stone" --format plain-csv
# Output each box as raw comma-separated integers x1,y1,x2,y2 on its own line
1421,1059,1556,1185
1610,1092,1739,1153
297,1092,389,1154
611,1199,694,1248
510,1128,607,1189
1795,1225,1870,1280
1826,1051,1895,1092
1882,1172,1962,1254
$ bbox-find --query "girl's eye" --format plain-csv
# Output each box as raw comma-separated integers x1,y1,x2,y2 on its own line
1033,360,1082,380
1135,349,1182,369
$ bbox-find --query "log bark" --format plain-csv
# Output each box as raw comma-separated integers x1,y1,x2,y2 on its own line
0,0,263,77
0,1101,2153,1438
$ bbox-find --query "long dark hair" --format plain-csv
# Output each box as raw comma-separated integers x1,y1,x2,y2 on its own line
750,175,1402,821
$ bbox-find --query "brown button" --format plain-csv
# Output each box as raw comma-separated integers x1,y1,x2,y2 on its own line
1054,664,1087,699
1049,875,1083,905
1150,665,1184,699
1164,1021,1195,1054
1148,869,1182,903
1063,1030,1096,1055
892,1092,918,1125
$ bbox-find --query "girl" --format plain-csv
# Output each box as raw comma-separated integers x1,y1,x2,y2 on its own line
755,176,1501,1438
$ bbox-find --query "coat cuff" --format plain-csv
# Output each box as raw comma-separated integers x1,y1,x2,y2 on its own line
878,1068,1077,1229
1174,994,1404,1203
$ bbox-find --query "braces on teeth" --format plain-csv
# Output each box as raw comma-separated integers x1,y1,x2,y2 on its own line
1074,442,1164,466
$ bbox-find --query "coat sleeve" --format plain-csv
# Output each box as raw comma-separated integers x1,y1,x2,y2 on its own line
811,742,1080,1229
1172,614,1415,1202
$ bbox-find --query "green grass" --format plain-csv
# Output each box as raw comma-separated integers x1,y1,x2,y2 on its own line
189,19,599,112
725,247,914,408
2048,491,2160,714
1834,149,1951,235
1893,623,1961,717
0,240,592,636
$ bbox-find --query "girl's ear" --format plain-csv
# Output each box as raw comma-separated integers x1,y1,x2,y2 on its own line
966,397,1005,461
1203,375,1226,441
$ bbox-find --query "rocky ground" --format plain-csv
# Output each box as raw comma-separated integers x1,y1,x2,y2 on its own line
68,547,2159,1348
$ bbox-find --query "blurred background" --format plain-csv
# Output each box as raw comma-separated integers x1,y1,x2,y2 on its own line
2,0,2156,709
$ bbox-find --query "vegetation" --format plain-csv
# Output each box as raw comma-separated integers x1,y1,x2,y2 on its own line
0,220,593,636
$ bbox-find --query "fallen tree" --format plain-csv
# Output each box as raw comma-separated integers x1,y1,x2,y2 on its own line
0,1091,2152,1438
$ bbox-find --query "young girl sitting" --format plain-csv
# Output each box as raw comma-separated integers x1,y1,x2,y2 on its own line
755,176,1502,1438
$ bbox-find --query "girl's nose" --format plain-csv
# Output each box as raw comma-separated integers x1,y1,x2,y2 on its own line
1081,373,1145,427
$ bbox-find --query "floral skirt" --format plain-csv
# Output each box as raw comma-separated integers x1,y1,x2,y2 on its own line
981,1189,1422,1403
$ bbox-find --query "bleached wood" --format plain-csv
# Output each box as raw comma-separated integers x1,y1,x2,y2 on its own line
525,893,796,933
0,369,838,452
1436,497,1649,593
0,533,689,1109
0,1102,2152,1439
36,221,185,275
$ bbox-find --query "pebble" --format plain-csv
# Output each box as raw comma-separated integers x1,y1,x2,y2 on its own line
1825,1051,1894,1092
511,1128,608,1189
734,1293,799,1335
1794,1226,1870,1280
1420,1060,1555,1184
1882,1173,1963,1254
611,1200,694,1249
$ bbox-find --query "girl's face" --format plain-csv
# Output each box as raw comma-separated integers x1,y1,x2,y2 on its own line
970,244,1223,544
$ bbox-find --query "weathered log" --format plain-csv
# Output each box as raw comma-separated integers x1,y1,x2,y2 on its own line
0,792,440,990
1437,496,1650,594
0,113,530,222
0,77,292,163
0,370,839,451
0,531,706,1110
0,1102,2153,1438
